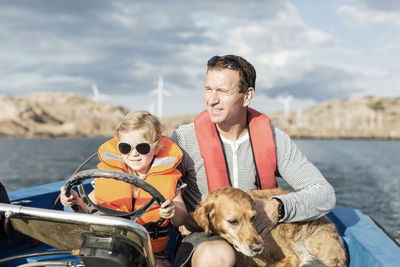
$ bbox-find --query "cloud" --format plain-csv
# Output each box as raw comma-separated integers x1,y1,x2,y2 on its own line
337,1,400,27
0,0,397,116
263,65,366,101
356,0,400,12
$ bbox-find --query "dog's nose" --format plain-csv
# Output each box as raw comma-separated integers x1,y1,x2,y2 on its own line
250,241,264,253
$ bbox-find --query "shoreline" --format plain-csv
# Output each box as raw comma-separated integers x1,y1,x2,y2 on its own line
1,135,399,141
1,93,399,140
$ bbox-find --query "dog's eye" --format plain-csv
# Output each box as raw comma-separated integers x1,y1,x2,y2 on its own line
228,219,238,225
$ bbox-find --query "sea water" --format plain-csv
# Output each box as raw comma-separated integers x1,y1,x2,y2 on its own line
0,137,399,241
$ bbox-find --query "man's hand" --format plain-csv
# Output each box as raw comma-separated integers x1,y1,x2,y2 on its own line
253,199,280,237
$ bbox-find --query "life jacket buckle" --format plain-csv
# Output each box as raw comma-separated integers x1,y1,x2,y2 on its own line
144,221,168,240
154,226,159,239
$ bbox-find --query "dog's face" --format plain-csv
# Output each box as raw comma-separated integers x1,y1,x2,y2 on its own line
194,187,264,256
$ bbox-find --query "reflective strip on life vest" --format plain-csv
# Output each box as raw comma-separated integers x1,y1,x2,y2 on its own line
152,157,176,168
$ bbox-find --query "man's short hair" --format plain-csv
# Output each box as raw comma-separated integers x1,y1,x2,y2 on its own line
207,55,256,93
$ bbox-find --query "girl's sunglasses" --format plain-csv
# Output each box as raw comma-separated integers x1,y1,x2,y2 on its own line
117,140,159,155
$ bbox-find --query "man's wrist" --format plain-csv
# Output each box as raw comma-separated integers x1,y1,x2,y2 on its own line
273,197,285,221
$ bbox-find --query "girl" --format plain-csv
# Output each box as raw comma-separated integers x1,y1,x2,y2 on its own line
61,111,188,266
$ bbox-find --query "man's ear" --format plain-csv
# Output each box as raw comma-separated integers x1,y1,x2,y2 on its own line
243,87,254,107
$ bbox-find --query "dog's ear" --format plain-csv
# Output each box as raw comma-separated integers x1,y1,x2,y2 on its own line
194,201,215,235
246,190,258,202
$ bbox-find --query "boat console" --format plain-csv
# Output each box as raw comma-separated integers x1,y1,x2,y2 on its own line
0,203,155,266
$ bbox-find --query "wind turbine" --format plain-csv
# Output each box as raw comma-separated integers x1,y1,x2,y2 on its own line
278,95,293,116
149,76,170,118
91,84,109,102
148,101,156,115
278,95,294,127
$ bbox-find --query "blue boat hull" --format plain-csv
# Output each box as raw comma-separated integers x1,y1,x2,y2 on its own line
1,180,399,266
327,206,399,266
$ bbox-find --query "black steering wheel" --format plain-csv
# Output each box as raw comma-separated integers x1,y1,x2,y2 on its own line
64,169,166,225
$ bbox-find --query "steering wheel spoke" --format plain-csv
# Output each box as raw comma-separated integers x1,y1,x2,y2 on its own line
65,169,166,225
128,198,156,222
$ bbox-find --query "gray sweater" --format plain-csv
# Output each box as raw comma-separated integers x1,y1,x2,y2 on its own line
170,123,335,222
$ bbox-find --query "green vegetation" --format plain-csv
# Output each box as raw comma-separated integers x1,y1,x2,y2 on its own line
369,101,385,111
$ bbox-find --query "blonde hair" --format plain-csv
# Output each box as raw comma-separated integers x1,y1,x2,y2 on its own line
116,111,162,143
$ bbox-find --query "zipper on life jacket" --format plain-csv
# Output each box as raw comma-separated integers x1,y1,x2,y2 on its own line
247,118,262,190
215,126,232,187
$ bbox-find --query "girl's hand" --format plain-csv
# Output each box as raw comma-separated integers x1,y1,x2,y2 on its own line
159,200,175,219
60,186,79,207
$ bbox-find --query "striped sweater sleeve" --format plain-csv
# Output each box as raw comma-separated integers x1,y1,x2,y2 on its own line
273,127,336,222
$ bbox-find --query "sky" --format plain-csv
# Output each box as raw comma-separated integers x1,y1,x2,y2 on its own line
0,0,399,117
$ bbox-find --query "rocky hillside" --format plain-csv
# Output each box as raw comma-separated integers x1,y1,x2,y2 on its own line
163,96,400,139
0,92,398,139
267,95,400,139
0,92,129,137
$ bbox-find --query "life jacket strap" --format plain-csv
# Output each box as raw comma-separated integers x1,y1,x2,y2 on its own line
143,221,169,239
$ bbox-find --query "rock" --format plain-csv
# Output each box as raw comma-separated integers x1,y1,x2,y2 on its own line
0,92,398,139
161,115,196,136
0,92,129,138
160,96,400,140
267,95,400,140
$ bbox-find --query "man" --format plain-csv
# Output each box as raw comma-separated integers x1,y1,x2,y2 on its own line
171,55,335,267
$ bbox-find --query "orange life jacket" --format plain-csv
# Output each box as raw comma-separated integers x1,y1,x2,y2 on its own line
94,136,183,253
194,108,277,192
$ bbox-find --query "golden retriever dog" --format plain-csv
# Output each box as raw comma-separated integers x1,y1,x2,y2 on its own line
194,187,348,267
